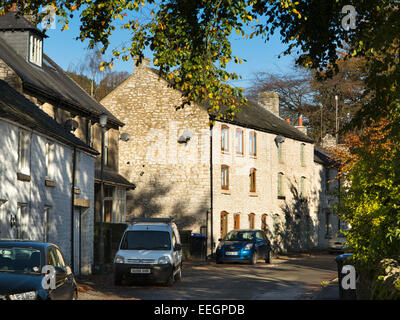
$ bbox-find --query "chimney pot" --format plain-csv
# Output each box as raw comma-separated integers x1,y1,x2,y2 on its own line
285,118,290,124
298,116,303,127
10,3,18,11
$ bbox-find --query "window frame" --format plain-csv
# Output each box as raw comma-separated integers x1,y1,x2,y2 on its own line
300,143,306,166
250,168,257,193
29,34,43,67
235,129,244,155
278,172,285,199
18,129,30,175
220,211,229,238
248,213,255,229
249,131,257,156
221,125,229,152
261,214,268,233
234,214,240,230
45,140,55,181
221,165,229,190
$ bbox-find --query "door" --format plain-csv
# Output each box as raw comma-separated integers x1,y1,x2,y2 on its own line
55,247,75,300
255,231,267,258
46,247,68,300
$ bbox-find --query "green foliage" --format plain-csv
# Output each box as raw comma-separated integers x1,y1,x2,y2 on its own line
334,118,400,273
2,1,399,125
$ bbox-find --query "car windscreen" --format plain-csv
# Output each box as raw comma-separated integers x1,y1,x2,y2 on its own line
0,247,42,273
224,231,255,241
120,231,171,250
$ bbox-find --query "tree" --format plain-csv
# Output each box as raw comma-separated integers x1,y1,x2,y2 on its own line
331,118,400,274
248,57,366,142
3,0,398,127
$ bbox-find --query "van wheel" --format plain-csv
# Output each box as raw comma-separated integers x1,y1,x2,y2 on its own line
174,265,182,282
165,271,174,286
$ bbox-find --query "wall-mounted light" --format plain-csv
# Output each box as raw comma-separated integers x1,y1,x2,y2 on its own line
99,113,108,128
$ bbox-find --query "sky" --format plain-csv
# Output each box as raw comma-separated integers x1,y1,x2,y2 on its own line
41,9,301,92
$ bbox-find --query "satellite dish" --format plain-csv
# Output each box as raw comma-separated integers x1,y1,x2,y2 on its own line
120,133,131,142
178,130,192,143
275,135,285,144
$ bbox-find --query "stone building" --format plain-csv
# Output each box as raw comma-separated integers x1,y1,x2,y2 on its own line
0,10,134,273
101,58,340,253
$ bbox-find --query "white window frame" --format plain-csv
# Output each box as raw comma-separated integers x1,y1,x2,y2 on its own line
75,151,81,188
29,34,43,67
0,200,7,237
113,188,126,223
43,206,52,242
18,129,30,175
17,203,28,240
45,140,55,180
104,130,109,166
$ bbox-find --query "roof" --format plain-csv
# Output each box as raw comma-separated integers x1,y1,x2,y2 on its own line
95,168,135,189
0,12,47,37
314,145,335,166
215,100,314,144
0,28,123,127
0,79,98,155
145,67,314,144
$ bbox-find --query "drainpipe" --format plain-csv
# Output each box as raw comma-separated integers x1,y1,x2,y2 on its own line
209,119,214,257
70,147,76,273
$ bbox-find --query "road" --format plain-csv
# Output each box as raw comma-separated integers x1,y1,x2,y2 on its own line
77,253,338,300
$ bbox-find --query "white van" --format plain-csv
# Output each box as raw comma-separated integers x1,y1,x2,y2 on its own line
113,218,183,286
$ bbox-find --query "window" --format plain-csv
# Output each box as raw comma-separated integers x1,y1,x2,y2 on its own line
300,143,306,166
29,34,43,67
43,206,51,242
220,211,228,238
104,129,109,166
45,141,55,180
278,173,285,198
249,131,257,156
0,200,7,237
221,125,229,152
221,165,229,190
235,129,243,154
278,141,284,163
113,188,126,223
261,214,268,233
18,129,30,175
75,151,81,187
300,176,306,198
17,203,28,240
248,213,255,229
250,168,256,193
234,214,240,230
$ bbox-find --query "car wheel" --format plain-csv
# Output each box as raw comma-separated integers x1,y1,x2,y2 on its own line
72,289,78,300
174,264,182,282
216,257,223,264
114,272,123,286
265,250,271,264
250,251,257,265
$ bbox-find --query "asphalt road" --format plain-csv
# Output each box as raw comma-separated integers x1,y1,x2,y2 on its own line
77,253,338,300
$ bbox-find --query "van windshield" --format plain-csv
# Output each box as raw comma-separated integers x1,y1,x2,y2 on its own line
121,231,171,250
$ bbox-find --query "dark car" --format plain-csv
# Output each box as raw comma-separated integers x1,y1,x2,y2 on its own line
0,240,78,300
215,230,271,264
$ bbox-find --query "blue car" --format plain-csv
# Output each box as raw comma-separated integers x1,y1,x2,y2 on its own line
215,230,271,264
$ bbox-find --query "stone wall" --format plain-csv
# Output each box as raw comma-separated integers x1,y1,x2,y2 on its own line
101,63,211,233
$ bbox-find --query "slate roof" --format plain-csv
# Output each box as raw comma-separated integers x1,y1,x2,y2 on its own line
0,13,123,127
314,145,335,166
95,168,136,189
0,12,47,37
0,79,98,155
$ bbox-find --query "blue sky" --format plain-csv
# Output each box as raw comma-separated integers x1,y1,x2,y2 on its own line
42,11,300,91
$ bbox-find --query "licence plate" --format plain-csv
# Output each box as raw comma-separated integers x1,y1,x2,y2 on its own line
225,251,239,256
130,268,151,274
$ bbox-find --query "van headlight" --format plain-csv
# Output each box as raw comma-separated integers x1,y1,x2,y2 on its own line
158,256,171,265
9,291,37,300
114,255,125,264
244,243,253,251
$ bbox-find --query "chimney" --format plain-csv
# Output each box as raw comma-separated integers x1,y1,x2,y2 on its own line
10,3,18,11
258,91,280,117
295,116,307,135
133,56,151,73
7,2,36,25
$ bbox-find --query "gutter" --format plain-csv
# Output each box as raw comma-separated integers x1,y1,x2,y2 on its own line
70,147,76,273
209,118,214,257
